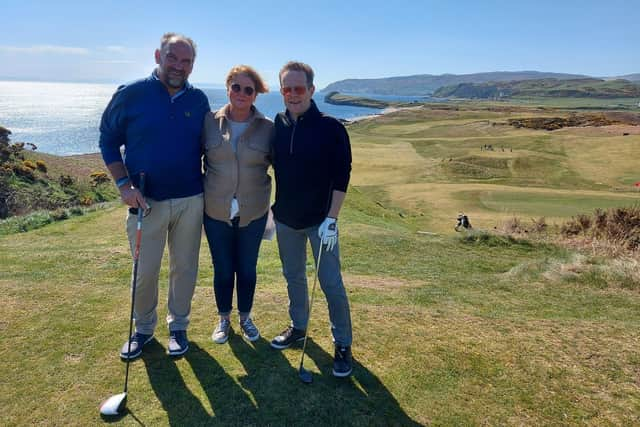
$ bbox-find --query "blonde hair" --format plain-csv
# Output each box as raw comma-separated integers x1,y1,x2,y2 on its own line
226,65,269,94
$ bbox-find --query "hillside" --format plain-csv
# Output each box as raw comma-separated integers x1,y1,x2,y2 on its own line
0,125,115,219
614,73,640,82
322,71,589,95
433,78,640,99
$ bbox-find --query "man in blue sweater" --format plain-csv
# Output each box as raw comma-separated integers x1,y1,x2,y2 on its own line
270,61,354,377
99,33,210,359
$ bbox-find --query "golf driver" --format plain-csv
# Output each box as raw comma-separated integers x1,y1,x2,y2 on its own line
298,239,324,384
100,172,146,416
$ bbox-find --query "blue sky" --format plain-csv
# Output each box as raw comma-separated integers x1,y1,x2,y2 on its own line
2,0,638,88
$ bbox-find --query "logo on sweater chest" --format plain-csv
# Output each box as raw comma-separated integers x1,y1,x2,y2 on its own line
184,111,191,118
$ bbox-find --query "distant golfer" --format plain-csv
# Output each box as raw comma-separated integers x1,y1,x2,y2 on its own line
99,33,210,359
270,61,354,377
455,213,472,231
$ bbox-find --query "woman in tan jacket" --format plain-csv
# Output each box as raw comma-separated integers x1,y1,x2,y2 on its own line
202,65,273,344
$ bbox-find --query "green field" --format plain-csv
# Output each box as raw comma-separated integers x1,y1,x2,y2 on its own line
2,103,640,425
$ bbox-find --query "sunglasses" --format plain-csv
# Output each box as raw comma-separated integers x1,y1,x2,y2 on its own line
230,83,255,96
280,86,308,96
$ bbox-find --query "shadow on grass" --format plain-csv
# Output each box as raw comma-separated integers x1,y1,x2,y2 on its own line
142,340,213,424
229,336,422,426
142,337,420,425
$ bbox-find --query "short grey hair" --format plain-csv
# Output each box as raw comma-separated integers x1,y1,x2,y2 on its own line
160,32,197,59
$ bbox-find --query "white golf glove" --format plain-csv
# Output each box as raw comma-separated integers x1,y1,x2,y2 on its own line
318,217,338,252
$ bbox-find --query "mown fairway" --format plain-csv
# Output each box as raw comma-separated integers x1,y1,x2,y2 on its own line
348,105,640,233
2,104,640,426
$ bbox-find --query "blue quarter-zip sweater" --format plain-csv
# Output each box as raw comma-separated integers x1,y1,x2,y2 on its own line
99,72,210,200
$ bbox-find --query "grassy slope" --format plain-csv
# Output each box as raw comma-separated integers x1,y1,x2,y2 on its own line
2,105,640,425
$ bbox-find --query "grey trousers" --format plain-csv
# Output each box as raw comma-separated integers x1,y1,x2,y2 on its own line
126,193,203,334
275,220,352,346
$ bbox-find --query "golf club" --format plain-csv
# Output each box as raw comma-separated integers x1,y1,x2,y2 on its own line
100,172,146,416
298,239,324,384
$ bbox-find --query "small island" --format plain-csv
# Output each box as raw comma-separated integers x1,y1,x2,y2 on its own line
323,91,391,109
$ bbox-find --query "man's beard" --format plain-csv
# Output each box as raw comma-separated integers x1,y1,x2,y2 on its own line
167,75,185,89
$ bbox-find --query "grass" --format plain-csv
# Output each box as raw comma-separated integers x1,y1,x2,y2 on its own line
347,104,640,233
2,204,640,425
3,102,640,425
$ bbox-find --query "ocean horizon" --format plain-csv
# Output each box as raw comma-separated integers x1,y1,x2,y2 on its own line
0,80,393,156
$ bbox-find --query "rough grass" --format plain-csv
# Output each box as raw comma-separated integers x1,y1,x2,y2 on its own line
2,202,640,426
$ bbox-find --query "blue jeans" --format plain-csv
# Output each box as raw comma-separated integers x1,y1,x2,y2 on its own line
203,213,267,316
275,220,352,346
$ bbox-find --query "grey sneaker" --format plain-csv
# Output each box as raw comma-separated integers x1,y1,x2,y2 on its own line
212,317,231,344
120,332,153,360
240,317,260,342
167,330,189,357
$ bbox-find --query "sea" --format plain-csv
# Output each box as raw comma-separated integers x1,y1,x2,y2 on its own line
0,80,420,156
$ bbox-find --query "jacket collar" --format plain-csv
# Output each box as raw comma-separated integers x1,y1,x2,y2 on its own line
285,99,321,124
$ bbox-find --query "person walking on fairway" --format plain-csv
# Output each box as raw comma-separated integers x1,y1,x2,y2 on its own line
270,61,354,377
99,33,210,359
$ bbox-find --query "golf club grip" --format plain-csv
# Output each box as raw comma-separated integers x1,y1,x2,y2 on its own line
128,172,146,215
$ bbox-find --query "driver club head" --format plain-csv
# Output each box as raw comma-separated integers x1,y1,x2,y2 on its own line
299,367,313,384
99,392,127,416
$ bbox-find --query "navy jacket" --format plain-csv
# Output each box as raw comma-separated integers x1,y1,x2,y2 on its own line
272,100,352,229
99,73,210,200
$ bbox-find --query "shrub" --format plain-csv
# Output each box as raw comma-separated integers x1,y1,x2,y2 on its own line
36,160,48,173
530,217,547,233
560,205,640,252
90,171,110,187
12,164,35,181
22,160,37,170
51,208,69,221
59,175,75,187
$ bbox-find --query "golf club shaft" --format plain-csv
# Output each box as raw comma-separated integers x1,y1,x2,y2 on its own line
299,240,324,371
123,172,145,394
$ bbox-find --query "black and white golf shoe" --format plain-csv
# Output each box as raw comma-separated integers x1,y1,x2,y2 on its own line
332,345,353,377
270,325,306,349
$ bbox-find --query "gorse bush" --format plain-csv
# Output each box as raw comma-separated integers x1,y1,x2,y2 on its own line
35,160,47,173
22,160,36,170
90,171,110,187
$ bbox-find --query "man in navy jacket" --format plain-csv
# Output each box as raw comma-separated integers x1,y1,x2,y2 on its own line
270,61,353,377
99,33,210,359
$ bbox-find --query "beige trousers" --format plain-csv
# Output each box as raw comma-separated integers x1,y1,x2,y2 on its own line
126,193,203,335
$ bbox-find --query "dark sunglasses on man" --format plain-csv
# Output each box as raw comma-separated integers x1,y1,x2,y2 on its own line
230,83,255,96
